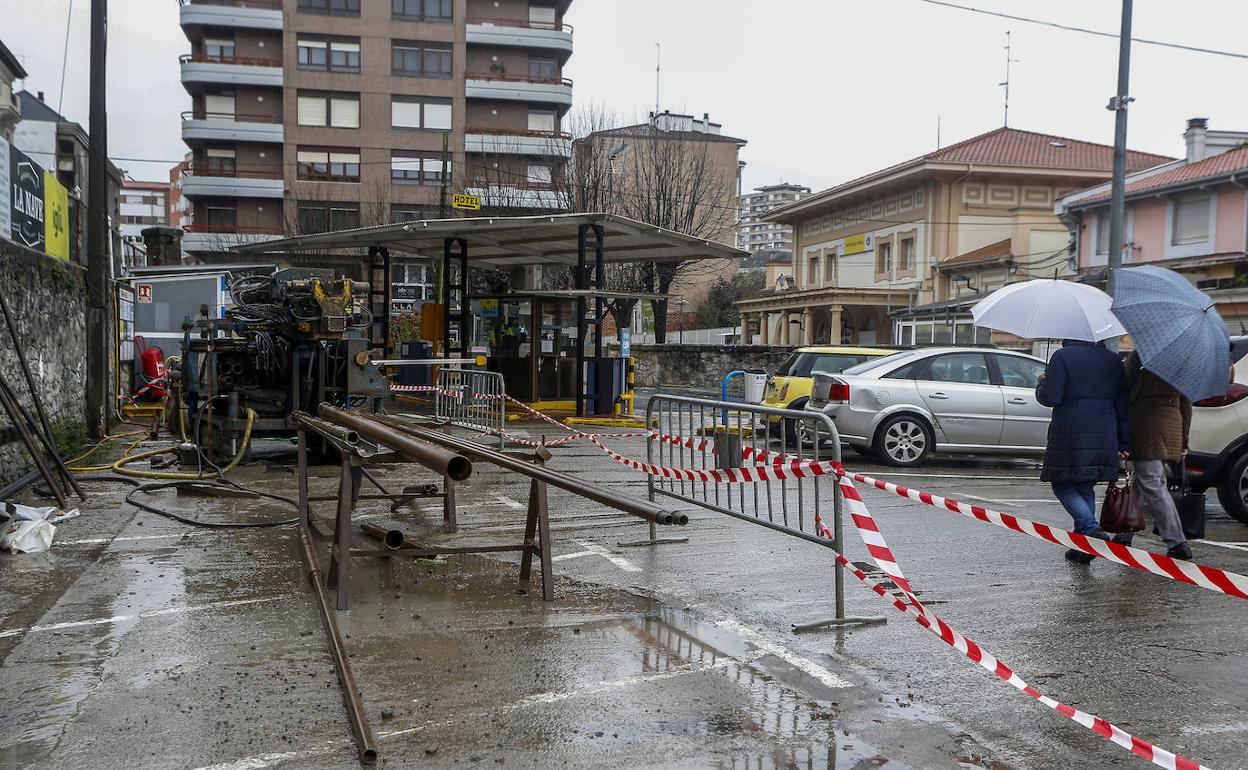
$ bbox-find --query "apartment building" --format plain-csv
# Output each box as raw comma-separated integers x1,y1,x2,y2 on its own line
738,183,809,255
118,178,171,267
177,0,573,263
0,38,26,142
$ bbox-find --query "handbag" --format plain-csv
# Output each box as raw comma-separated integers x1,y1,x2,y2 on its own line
1169,461,1206,540
1100,475,1145,533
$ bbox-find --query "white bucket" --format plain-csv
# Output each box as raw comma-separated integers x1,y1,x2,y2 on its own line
744,370,769,403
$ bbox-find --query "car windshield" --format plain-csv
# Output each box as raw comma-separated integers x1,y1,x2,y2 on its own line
776,352,881,378
841,351,917,376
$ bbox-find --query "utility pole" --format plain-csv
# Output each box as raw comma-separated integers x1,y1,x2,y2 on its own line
438,131,449,218
85,0,109,439
1106,0,1134,301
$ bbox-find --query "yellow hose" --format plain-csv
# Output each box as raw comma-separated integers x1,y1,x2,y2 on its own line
111,409,256,480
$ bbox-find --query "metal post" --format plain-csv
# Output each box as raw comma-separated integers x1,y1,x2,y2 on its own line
85,0,110,439
1106,0,1134,301
618,394,690,548
296,428,310,528
575,224,588,417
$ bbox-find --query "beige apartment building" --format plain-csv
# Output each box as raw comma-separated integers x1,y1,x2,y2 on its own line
739,127,1172,347
177,0,573,261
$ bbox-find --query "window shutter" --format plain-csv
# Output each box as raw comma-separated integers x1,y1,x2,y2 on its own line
1173,198,1211,245
205,93,236,117
392,100,422,128
297,150,326,164
206,147,236,159
424,101,452,130
329,151,359,164
527,110,555,132
329,97,360,128
298,95,327,126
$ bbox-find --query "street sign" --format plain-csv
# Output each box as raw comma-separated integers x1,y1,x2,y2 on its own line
452,193,481,211
137,284,153,304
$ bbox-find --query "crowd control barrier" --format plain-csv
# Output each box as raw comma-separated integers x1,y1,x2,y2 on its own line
434,368,506,448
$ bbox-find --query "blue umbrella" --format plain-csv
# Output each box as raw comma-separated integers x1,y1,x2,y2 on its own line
1111,265,1230,402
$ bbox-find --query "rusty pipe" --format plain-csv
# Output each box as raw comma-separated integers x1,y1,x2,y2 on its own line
368,414,685,527
295,524,378,764
360,523,406,550
292,412,360,447
318,404,472,482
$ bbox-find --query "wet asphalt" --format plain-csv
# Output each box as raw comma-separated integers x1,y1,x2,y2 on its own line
1,423,1246,770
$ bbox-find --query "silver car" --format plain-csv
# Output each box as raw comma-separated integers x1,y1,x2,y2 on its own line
805,347,1051,467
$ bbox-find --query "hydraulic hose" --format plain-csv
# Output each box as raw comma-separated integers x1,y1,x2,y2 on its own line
111,408,256,480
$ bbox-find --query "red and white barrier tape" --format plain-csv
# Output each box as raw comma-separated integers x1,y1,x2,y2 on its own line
818,481,1210,770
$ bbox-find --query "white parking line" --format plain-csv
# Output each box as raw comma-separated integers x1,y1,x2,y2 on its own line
55,532,207,546
0,595,290,639
715,617,852,690
571,539,642,572
1196,540,1248,553
550,550,598,563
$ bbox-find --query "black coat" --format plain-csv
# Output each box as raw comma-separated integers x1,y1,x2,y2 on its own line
1035,340,1130,483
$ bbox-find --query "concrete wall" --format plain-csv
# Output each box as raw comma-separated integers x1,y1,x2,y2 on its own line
616,344,798,390
0,241,88,486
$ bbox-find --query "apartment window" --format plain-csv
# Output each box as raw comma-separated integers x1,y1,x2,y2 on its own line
391,152,448,186
298,0,360,17
1172,196,1212,245
527,164,552,186
393,0,452,22
205,203,236,227
806,254,818,285
391,96,452,130
203,91,235,119
296,147,361,182
823,250,835,282
529,57,557,81
203,146,236,176
391,205,439,222
528,3,557,28
203,36,235,61
297,36,361,73
527,109,556,134
297,201,360,233
391,42,452,78
900,237,915,271
297,91,360,128
877,240,893,274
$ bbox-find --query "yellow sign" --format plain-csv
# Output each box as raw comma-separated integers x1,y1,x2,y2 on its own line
43,171,70,260
452,193,481,211
842,233,873,256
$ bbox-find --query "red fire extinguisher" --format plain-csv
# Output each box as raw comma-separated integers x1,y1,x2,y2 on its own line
135,337,168,399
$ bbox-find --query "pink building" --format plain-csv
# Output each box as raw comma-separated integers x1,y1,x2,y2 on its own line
1057,119,1248,327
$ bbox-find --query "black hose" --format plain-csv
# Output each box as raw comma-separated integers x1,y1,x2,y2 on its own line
79,475,300,529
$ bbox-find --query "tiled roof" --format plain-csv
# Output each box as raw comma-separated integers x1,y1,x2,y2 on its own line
1074,145,1248,206
945,238,1012,265
767,127,1174,222
924,127,1172,172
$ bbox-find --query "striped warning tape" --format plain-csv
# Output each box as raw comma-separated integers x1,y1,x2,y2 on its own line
817,482,1210,770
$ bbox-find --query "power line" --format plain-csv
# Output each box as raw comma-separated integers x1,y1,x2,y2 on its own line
916,0,1248,60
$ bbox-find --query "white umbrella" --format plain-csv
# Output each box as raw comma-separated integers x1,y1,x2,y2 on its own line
970,279,1126,342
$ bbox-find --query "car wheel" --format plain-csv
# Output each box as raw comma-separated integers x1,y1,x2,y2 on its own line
1216,452,1248,524
782,399,810,447
873,415,933,467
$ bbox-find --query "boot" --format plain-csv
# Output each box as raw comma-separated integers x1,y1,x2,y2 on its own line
1166,542,1193,561
1112,532,1134,547
1065,529,1109,564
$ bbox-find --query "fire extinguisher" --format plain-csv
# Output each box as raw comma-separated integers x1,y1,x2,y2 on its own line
135,337,168,399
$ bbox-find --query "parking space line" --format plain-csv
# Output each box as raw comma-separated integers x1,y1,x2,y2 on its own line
1196,540,1248,553
571,539,642,572
0,595,290,639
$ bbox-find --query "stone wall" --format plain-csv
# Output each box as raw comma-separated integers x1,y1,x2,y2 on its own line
0,241,88,486
614,344,798,390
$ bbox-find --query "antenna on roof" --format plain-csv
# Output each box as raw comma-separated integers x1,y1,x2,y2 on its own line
654,42,661,116
1000,31,1019,127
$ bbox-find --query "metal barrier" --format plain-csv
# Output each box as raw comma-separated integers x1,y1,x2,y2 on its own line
434,368,506,447
638,394,884,630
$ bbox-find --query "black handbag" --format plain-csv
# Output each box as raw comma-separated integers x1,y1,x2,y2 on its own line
1170,462,1206,540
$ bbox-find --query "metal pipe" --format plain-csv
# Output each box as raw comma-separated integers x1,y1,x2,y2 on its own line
295,524,379,764
292,412,360,447
368,414,684,526
358,524,407,550
0,377,70,510
318,405,473,482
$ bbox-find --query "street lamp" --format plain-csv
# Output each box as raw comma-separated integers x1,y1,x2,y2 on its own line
678,297,688,344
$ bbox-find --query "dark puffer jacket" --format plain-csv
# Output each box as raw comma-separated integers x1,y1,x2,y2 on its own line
1123,351,1192,462
1035,340,1130,483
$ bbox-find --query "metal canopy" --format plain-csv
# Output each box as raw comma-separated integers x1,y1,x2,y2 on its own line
232,212,747,267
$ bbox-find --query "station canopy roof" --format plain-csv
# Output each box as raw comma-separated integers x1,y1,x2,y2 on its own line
232,213,747,268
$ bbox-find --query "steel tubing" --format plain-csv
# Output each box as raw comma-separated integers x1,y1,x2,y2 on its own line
318,404,472,482
292,412,360,447
295,524,379,764
360,523,406,550
368,414,685,526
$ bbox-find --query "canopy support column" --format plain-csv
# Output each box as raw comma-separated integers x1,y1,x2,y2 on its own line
442,237,468,359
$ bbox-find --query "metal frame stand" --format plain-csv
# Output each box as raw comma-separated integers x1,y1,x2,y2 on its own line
296,428,557,609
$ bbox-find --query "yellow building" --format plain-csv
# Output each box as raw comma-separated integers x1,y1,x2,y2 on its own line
738,127,1171,347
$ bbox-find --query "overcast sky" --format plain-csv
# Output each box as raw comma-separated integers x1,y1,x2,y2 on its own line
5,0,1248,190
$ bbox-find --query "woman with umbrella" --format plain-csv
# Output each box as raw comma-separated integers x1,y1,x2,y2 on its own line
972,280,1129,563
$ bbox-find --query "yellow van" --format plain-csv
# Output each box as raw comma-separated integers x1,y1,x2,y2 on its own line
761,346,895,442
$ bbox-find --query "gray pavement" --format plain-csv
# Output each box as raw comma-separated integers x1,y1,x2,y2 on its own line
1,424,1246,769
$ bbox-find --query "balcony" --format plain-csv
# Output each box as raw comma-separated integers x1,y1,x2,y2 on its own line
465,128,572,157
180,167,285,199
181,111,283,144
180,53,283,88
179,0,282,31
463,180,564,210
181,223,286,253
465,17,573,58
465,73,573,110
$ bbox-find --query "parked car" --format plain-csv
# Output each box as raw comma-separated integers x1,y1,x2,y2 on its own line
1185,336,1248,523
805,347,1051,466
760,346,895,443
